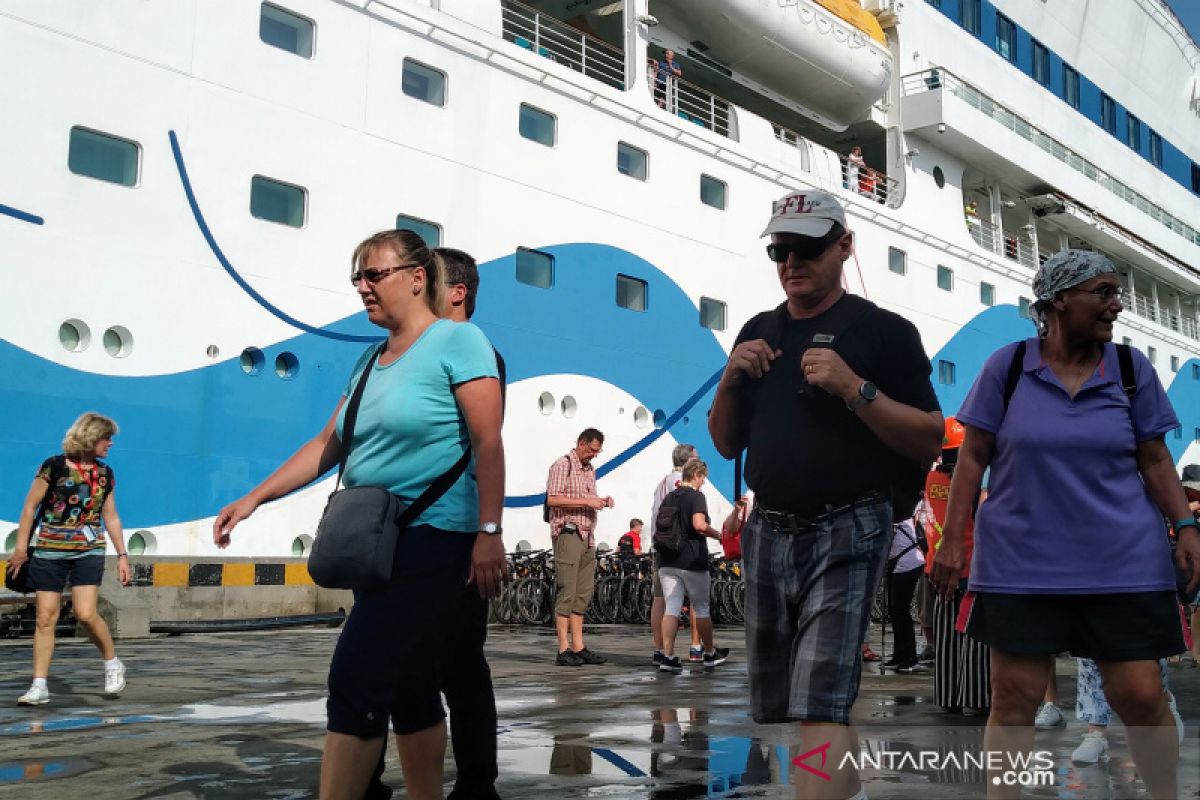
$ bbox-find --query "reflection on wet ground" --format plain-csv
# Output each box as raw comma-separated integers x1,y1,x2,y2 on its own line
1,626,1197,798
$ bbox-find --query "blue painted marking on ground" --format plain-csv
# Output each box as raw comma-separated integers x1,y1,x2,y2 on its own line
0,203,44,225
591,747,646,778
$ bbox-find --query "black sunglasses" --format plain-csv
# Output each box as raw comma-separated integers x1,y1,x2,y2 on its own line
349,264,417,287
766,237,836,264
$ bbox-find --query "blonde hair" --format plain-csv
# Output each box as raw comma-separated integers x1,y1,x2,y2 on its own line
62,412,119,457
351,229,444,316
681,458,708,482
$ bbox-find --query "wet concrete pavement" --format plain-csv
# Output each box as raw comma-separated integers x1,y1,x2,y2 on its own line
1,624,1197,799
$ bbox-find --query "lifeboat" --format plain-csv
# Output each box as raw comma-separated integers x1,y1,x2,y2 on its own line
651,0,894,130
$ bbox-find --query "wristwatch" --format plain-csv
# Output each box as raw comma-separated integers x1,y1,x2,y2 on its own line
480,523,503,536
846,381,878,411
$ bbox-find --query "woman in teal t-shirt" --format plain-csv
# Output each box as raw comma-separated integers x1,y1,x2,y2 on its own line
213,230,506,800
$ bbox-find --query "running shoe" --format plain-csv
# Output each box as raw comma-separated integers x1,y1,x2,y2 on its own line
703,648,730,667
1070,731,1108,765
556,650,583,667
652,651,667,667
659,656,683,673
17,684,49,706
573,648,607,665
1034,702,1065,729
104,660,126,696
688,646,704,662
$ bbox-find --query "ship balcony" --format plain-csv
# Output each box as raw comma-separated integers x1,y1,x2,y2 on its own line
644,73,735,139
962,214,1047,270
500,0,625,92
837,155,899,208
901,68,1200,264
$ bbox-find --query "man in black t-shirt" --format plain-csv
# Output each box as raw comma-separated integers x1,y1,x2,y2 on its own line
709,190,942,800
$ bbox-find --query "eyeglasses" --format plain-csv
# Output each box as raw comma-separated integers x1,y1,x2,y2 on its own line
1066,285,1125,302
350,264,416,287
766,238,834,264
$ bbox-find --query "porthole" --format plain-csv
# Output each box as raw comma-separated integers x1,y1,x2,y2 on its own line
59,319,90,352
652,409,666,429
275,351,299,379
291,534,313,556
561,396,577,418
633,406,650,429
206,345,220,359
683,416,690,425
933,166,945,188
241,347,265,375
4,529,16,553
538,392,555,416
103,326,133,358
127,530,156,555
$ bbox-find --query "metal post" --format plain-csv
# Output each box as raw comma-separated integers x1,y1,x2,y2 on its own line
581,34,587,77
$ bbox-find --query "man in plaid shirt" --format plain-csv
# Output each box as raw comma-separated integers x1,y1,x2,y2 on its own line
546,428,614,666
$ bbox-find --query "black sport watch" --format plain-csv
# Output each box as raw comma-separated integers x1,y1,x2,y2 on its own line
846,381,878,411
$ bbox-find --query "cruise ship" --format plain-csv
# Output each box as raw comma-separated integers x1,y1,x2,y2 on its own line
3,0,1199,559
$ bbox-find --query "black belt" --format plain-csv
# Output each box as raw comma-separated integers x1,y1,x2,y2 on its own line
753,492,884,534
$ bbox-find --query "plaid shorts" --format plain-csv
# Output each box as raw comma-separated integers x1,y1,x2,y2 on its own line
743,495,891,725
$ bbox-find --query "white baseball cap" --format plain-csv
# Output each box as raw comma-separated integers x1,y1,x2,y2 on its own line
760,190,847,238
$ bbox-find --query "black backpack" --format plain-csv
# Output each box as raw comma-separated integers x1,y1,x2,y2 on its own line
543,455,571,523
1001,340,1135,412
653,487,689,553
748,295,930,523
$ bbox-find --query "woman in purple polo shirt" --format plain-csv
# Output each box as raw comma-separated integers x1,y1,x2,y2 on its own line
932,250,1200,799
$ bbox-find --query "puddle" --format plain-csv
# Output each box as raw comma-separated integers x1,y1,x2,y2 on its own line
0,714,158,736
0,758,95,782
177,698,326,725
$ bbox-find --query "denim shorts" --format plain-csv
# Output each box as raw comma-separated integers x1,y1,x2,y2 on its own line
742,495,891,724
28,553,105,593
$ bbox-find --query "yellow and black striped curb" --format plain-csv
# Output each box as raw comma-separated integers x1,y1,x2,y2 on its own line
0,560,314,588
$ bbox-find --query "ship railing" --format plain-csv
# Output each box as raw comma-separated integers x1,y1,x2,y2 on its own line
1134,295,1159,325
500,0,625,91
965,215,1039,269
645,73,734,138
1183,317,1199,340
903,67,1200,254
838,156,898,207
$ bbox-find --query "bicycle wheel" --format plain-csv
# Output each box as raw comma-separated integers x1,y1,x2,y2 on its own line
513,578,543,625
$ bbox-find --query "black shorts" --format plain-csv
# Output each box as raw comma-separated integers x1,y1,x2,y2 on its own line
326,525,481,738
28,554,104,592
960,591,1184,661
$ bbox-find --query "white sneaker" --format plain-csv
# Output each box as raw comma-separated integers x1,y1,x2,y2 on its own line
17,684,49,706
1071,730,1108,765
1034,702,1065,729
104,661,126,696
1167,691,1185,745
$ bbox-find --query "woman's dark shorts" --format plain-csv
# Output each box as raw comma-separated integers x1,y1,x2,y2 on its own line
960,590,1185,661
326,524,479,738
28,554,105,592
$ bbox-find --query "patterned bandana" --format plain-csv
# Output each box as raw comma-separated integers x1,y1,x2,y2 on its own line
1030,249,1116,333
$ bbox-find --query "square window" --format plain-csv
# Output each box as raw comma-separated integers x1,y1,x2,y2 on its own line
980,282,995,306
700,175,727,209
1032,41,1050,86
938,360,956,385
1174,426,1183,440
1192,163,1200,194
925,0,940,7
996,14,1016,62
616,274,647,311
250,175,306,227
1126,113,1141,151
1123,336,1133,347
937,265,954,291
1171,355,1180,372
1193,362,1200,380
1194,427,1200,443
395,214,441,248
888,247,906,275
1100,94,1116,135
1150,130,1163,168
617,142,648,180
1063,65,1080,109
700,297,726,330
1019,297,1032,318
961,0,981,35
68,126,140,186
1147,345,1157,365
402,58,446,107
519,103,556,146
260,3,314,58
515,247,553,288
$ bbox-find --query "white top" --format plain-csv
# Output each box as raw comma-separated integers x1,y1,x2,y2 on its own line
650,470,683,526
889,519,925,573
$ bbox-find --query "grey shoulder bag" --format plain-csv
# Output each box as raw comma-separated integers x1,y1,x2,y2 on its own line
308,346,471,590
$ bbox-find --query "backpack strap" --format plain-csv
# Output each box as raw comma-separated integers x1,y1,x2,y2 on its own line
1002,340,1027,411
1115,343,1136,399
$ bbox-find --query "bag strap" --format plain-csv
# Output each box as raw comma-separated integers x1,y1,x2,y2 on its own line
336,345,384,490
1115,343,1136,399
1003,341,1135,413
1002,340,1028,411
396,446,472,529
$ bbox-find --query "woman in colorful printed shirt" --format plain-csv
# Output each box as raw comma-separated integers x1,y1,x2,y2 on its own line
7,412,132,706
932,250,1200,798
